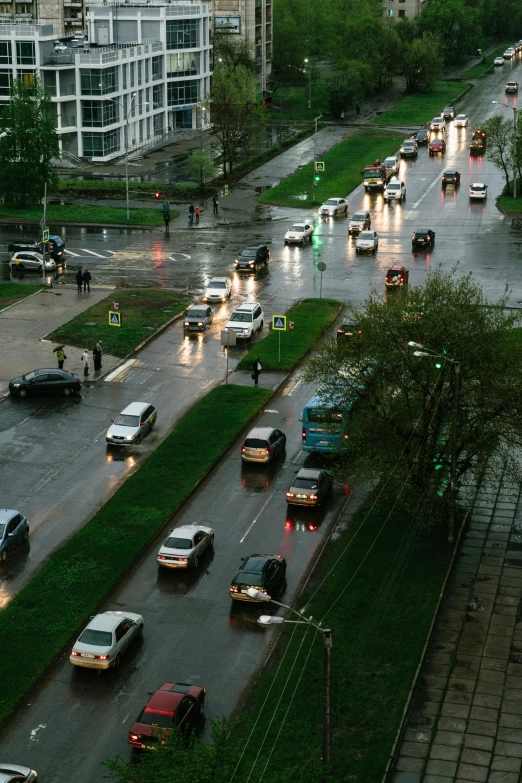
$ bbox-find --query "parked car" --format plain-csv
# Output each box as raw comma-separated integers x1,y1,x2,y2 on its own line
454,114,468,127
128,682,205,750
441,170,461,188
0,509,29,561
319,198,349,217
400,139,418,158
241,426,286,463
383,178,406,202
336,318,362,341
383,155,399,175
505,81,519,94
412,229,436,249
442,105,456,120
385,265,409,288
183,304,213,331
429,117,446,132
0,765,37,782
414,128,429,145
224,301,264,340
70,611,144,669
286,468,332,507
429,138,446,156
348,211,371,235
493,56,505,66
10,251,55,274
234,245,270,272
9,368,81,398
469,182,488,200
355,230,379,253
229,553,287,601
106,401,157,446
157,525,214,569
202,277,231,303
284,222,314,244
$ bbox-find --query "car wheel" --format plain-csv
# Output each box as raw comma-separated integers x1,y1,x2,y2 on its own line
259,320,264,332
209,535,214,549
63,387,72,397
193,555,199,569
18,388,27,398
23,529,29,542
137,624,143,638
135,434,141,445
114,653,122,668
1,549,6,561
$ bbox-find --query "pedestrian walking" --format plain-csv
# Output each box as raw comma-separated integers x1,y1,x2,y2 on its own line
75,268,83,293
163,211,170,233
356,104,361,116
56,347,66,369
82,268,91,293
213,194,219,215
252,357,262,387
93,341,103,372
189,203,195,225
195,206,200,225
80,349,90,378
340,111,345,122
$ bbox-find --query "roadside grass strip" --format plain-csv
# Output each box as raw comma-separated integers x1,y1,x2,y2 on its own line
256,130,406,208
0,204,168,226
0,282,42,311
372,81,468,127
48,289,191,357
238,298,341,372
0,384,271,725
461,43,512,78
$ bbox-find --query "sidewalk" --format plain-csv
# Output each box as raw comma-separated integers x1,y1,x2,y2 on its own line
0,285,119,397
390,470,522,783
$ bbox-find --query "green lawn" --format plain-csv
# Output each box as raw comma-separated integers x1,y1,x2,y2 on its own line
56,179,196,201
497,180,522,213
373,81,467,126
272,84,330,121
0,281,43,311
48,289,190,356
0,384,271,725
461,43,512,78
0,204,172,226
238,298,341,372
257,129,405,208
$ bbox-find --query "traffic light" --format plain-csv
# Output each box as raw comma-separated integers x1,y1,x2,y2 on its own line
434,360,443,369
314,174,320,182
154,191,160,199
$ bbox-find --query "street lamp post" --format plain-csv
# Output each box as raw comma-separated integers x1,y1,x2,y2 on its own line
492,100,518,199
408,341,460,543
110,92,139,221
312,114,323,202
304,58,311,117
246,589,333,765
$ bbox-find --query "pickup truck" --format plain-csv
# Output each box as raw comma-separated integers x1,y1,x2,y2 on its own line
362,162,391,192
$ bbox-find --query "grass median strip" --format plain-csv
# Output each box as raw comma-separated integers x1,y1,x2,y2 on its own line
0,204,172,226
0,384,271,724
48,289,190,357
0,281,42,311
238,298,341,372
373,80,467,126
461,43,511,78
257,130,405,208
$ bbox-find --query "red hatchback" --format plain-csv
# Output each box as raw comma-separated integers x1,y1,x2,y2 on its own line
429,139,446,156
128,682,205,750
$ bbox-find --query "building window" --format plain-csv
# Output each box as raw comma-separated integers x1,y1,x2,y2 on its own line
172,108,192,128
137,59,142,86
80,67,118,95
152,55,163,80
146,116,150,138
138,90,143,114
152,83,163,109
166,52,199,78
82,99,118,127
122,63,127,89
0,69,10,95
0,4,12,12
167,79,198,106
0,42,11,65
398,8,405,14
166,20,199,50
19,70,35,86
153,113,163,135
16,41,35,65
83,128,120,157
130,61,135,88
387,8,394,15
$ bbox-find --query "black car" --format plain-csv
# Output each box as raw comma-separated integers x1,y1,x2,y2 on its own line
183,304,213,331
229,554,286,601
415,128,430,145
9,368,82,398
336,318,362,342
234,245,270,272
441,170,461,189
412,229,435,249
442,105,456,120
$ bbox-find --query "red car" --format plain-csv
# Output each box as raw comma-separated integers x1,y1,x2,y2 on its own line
385,265,409,288
429,139,446,156
128,682,205,750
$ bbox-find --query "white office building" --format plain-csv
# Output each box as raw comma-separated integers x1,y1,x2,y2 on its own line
0,2,211,162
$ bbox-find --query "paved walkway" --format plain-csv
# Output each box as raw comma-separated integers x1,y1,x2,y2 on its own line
0,285,119,397
391,471,522,783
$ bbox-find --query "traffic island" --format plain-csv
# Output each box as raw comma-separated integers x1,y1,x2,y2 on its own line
47,289,191,357
372,81,469,126
0,204,177,228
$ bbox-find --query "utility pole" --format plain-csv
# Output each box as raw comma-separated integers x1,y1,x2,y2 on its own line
42,181,47,283
448,361,460,544
323,629,333,766
312,114,322,202
514,107,517,199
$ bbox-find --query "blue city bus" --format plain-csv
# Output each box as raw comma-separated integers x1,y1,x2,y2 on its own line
301,392,358,454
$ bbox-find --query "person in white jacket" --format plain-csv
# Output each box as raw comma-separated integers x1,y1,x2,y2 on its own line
80,349,90,377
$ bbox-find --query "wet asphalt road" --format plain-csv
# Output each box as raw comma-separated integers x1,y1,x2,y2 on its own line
1,60,522,778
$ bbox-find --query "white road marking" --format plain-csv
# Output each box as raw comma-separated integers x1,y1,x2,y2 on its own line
30,724,46,741
263,409,279,413
104,359,137,382
239,492,275,543
64,249,82,257
411,172,444,209
169,253,191,262
288,378,303,396
105,250,117,255
81,249,107,258
121,712,130,724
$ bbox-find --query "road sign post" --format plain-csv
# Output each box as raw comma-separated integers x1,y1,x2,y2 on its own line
220,330,237,384
272,315,287,364
317,261,327,299
109,310,122,327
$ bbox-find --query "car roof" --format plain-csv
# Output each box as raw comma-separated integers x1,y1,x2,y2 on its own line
295,468,323,479
0,509,21,523
384,156,397,161
388,265,404,271
187,304,209,311
242,246,264,251
87,612,127,632
167,524,210,538
471,182,486,187
245,427,276,440
444,170,458,174
351,212,366,218
145,687,184,714
431,139,444,143
119,401,152,416
206,277,230,286
233,302,260,313
240,554,275,572
414,228,431,233
27,368,69,374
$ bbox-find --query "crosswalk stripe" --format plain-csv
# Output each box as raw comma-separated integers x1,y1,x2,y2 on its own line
81,249,107,258
64,249,81,257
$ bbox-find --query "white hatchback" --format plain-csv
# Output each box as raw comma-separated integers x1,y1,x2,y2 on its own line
11,252,56,272
469,183,488,200
202,277,231,302
284,222,314,244
70,611,144,669
106,401,157,446
383,178,406,202
454,114,468,127
355,230,379,253
157,524,214,569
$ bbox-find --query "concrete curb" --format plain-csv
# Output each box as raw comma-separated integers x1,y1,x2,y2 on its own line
0,216,159,230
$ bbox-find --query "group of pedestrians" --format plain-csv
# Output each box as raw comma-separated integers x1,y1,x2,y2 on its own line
75,268,92,293
188,195,220,225
55,342,103,377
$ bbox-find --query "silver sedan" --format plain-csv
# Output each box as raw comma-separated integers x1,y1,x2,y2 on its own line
157,524,214,569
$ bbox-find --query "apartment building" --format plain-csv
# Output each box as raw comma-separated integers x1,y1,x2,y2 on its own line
212,0,271,91
0,3,211,161
384,0,423,21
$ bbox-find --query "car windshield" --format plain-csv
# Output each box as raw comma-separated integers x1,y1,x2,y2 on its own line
230,312,253,322
416,231,429,236
456,115,466,120
23,371,36,381
384,159,396,165
387,184,400,190
52,237,64,246
139,708,173,728
290,225,305,231
416,131,426,137
359,231,374,238
188,310,207,319
208,281,226,289
293,478,319,489
244,438,269,448
351,214,365,221
324,199,339,205
471,186,485,191
403,141,414,146
240,249,257,258
164,536,192,549
236,571,263,586
432,141,443,145
78,628,113,646
114,414,140,427
364,169,380,177
0,524,5,538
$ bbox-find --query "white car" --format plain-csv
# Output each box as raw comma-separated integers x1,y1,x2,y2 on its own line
430,117,446,132
319,198,349,217
355,230,379,254
224,301,264,340
70,611,144,669
383,156,399,175
454,114,468,127
11,251,55,272
0,765,37,782
348,211,371,235
383,178,406,202
54,43,68,52
503,49,515,59
157,524,214,569
494,57,505,66
106,401,157,446
202,276,231,302
469,182,488,200
284,222,314,244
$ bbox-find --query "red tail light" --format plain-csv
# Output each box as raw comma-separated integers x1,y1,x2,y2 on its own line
286,492,295,498
344,434,349,440
310,494,318,500
95,655,109,660
71,650,80,656
285,520,293,529
241,446,245,452
308,524,318,531
230,585,238,593
266,446,271,454
302,427,306,442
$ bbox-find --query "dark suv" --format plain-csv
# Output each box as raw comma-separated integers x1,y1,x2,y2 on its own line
441,170,461,189
234,245,270,272
336,318,362,342
412,229,435,249
229,554,286,601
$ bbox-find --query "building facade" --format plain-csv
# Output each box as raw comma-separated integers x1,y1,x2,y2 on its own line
0,3,211,162
384,0,422,21
212,0,271,91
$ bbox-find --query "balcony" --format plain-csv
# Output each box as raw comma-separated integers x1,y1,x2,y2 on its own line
44,85,57,96
63,1,82,6
64,18,83,25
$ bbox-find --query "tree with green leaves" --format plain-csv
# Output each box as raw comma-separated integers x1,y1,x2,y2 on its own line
184,150,217,190
482,114,514,194
0,74,59,206
400,34,443,92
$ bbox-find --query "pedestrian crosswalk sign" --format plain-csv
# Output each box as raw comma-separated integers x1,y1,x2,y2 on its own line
109,310,122,327
314,161,325,173
272,315,286,331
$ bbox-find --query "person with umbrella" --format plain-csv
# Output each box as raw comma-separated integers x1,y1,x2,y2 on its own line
54,345,66,369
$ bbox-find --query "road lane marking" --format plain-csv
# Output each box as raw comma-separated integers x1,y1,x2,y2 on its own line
169,253,191,261
239,491,275,543
30,724,46,741
81,249,108,258
64,249,81,257
105,359,137,382
122,712,130,724
411,172,444,210
288,378,303,396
